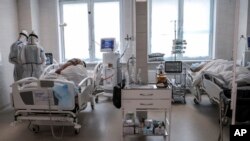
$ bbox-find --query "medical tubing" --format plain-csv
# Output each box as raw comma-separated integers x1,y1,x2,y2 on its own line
47,89,65,140
126,56,136,84
102,73,114,80
120,40,130,59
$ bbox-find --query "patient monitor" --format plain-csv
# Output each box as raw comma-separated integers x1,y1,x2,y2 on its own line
100,38,115,52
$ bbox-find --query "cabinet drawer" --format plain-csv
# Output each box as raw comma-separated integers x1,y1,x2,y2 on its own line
122,100,170,109
122,89,171,100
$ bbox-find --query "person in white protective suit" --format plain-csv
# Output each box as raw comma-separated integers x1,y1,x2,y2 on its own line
8,30,29,81
20,31,46,78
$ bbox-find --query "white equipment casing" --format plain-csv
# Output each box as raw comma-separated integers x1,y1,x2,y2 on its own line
102,52,120,90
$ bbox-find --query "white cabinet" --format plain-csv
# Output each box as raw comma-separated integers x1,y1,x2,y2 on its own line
121,85,171,141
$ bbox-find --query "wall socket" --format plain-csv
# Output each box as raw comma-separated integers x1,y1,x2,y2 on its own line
240,35,245,38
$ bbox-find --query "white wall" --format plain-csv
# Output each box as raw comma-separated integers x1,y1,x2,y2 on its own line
0,0,19,109
213,0,236,60
236,0,248,63
17,0,32,32
120,0,136,63
31,0,40,35
39,0,60,61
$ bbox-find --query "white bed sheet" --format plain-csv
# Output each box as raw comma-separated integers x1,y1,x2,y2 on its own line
191,59,250,88
43,64,88,86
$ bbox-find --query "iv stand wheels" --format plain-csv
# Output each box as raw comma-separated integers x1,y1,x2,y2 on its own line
32,125,40,133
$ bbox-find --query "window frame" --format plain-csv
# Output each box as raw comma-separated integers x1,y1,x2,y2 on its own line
148,0,214,61
59,0,122,62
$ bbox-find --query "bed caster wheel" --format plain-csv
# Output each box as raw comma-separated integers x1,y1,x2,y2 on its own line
193,98,199,104
91,104,95,110
95,97,99,103
183,100,186,104
221,117,229,126
74,128,80,135
32,125,40,133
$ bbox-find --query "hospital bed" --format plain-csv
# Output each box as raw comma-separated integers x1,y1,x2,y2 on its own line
11,76,93,134
41,62,101,109
40,62,104,107
187,59,250,123
201,72,250,123
186,59,233,104
91,62,104,103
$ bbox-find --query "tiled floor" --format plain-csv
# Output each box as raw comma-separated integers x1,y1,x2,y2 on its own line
0,95,229,141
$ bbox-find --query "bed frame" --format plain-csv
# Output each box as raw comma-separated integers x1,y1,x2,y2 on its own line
11,76,93,134
200,73,250,122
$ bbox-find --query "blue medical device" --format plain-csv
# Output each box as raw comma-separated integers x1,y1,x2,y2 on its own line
100,38,115,52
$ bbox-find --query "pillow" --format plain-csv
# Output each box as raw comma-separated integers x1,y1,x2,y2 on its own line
148,57,164,62
148,53,165,58
190,62,207,72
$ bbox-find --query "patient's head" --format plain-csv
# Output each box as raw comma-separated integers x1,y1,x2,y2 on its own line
55,58,86,74
68,58,86,67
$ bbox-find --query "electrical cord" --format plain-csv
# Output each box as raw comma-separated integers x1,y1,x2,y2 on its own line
48,89,65,140
102,73,114,81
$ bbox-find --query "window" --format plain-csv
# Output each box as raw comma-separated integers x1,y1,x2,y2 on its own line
59,0,121,62
149,0,214,60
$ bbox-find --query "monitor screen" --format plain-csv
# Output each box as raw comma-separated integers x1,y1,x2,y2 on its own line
165,61,182,73
101,38,115,52
45,53,53,65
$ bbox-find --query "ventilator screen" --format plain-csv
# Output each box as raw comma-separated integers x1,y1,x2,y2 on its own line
100,38,115,52
45,53,53,65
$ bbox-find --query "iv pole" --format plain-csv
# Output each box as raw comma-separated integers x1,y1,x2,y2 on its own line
231,41,238,125
174,20,177,61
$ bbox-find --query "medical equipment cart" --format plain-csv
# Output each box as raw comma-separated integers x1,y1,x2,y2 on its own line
165,61,186,103
121,85,171,141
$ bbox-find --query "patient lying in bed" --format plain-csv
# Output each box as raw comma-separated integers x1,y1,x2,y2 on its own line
53,58,88,85
189,59,250,88
52,58,90,109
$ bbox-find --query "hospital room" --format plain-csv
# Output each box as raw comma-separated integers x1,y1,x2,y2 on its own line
1,0,250,141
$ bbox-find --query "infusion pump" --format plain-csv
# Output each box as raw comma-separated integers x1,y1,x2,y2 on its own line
102,52,121,91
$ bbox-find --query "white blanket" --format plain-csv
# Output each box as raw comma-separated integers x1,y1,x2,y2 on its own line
191,59,250,88
60,65,88,85
45,64,88,85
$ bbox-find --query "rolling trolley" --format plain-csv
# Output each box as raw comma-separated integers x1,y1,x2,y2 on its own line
164,61,186,104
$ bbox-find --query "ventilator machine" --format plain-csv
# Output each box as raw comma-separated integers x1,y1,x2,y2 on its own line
101,38,121,97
